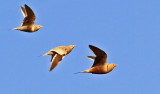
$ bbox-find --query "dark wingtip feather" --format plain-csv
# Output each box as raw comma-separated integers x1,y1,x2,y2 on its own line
89,45,96,48
74,72,82,74
24,4,30,9
89,45,92,47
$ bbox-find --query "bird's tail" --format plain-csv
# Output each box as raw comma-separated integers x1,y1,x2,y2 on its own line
74,70,90,74
40,51,54,57
12,28,18,30
74,72,83,74
8,28,17,31
38,53,48,57
41,53,48,56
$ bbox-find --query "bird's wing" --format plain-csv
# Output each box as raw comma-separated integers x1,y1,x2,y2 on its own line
89,45,107,67
20,6,27,17
50,53,63,71
87,56,96,61
21,4,36,26
89,45,107,58
91,56,107,67
50,52,56,62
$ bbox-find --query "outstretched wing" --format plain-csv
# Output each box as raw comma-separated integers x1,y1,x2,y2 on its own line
21,4,36,26
89,45,107,67
50,53,64,71
89,45,107,57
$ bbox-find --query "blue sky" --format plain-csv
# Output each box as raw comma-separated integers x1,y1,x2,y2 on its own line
0,0,160,94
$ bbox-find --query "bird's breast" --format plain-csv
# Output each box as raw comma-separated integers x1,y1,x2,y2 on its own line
91,66,108,74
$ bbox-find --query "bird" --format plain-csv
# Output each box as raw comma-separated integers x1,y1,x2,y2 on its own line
42,45,75,71
78,45,117,74
13,4,42,32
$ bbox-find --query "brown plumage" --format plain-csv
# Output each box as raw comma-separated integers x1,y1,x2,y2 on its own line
13,4,42,32
42,45,75,71
79,45,117,74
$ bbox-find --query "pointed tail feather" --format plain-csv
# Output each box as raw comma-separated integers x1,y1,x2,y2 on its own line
38,52,49,57
8,28,17,31
12,28,18,30
41,53,49,56
74,72,83,74
74,70,90,74
38,54,45,57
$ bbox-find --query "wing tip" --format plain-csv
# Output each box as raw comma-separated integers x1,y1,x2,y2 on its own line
89,44,92,47
24,4,30,9
89,45,95,49
24,4,27,6
49,67,54,72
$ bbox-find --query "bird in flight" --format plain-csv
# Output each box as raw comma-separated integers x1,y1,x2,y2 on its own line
79,45,117,74
42,45,75,71
13,4,42,32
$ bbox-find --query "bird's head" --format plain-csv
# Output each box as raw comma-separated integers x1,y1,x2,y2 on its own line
113,64,117,67
109,64,117,68
37,25,43,29
69,45,76,49
66,45,75,54
35,25,43,31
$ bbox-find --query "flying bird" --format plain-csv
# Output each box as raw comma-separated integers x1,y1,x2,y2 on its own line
13,4,42,32
79,45,117,74
42,45,75,71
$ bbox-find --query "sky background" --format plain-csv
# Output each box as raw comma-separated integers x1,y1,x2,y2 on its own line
0,0,160,94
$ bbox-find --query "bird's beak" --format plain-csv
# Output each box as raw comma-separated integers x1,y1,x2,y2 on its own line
70,45,76,48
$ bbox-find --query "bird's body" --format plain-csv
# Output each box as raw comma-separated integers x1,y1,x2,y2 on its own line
42,45,75,71
82,63,116,74
80,45,117,74
13,24,41,32
13,4,42,32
